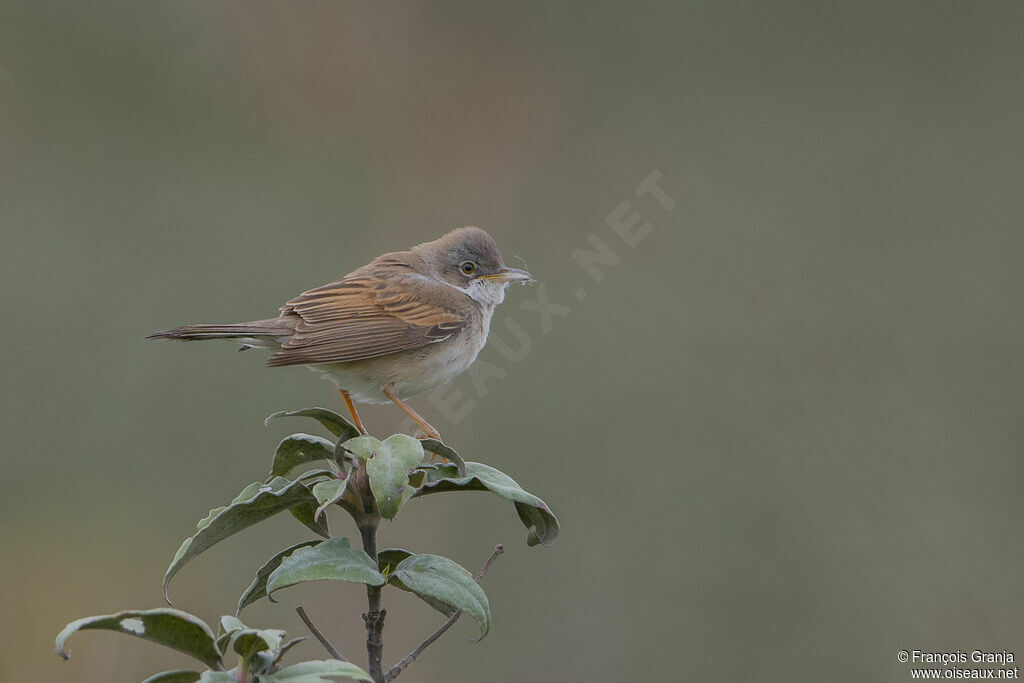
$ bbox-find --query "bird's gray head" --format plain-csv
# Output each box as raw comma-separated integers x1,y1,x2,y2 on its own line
416,227,531,307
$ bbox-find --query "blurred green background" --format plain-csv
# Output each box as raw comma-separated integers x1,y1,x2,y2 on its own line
3,2,1024,681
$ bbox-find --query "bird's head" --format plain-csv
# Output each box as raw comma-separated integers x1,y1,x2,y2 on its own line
416,226,532,307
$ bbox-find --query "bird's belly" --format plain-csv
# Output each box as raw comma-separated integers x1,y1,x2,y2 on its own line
304,335,484,405
391,340,482,398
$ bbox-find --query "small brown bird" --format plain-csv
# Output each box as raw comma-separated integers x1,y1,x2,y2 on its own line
149,227,531,440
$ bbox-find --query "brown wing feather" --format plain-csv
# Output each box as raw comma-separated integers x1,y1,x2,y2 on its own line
266,265,466,367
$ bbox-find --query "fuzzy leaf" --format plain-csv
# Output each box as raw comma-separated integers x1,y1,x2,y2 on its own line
267,659,372,682
407,470,425,488
276,636,306,664
377,548,453,616
141,672,201,683
345,435,424,519
216,615,245,654
270,434,337,479
391,554,491,639
376,548,413,576
388,576,458,619
420,439,467,476
231,627,285,661
312,479,349,518
164,477,328,603
289,501,331,539
413,462,559,546
197,673,236,683
266,537,386,597
216,615,288,675
55,608,221,669
297,468,337,485
237,541,324,615
265,408,360,441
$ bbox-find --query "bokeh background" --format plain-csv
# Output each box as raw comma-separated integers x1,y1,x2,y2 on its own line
3,2,1024,681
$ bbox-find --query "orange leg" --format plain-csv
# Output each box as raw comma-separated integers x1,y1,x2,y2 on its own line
340,389,368,435
383,386,441,441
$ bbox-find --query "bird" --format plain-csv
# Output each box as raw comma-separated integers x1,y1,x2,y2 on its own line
148,227,531,441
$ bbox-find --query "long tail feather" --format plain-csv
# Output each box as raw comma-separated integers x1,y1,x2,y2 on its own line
147,320,286,341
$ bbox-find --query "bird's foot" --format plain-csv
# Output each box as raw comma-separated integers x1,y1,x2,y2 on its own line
415,429,443,442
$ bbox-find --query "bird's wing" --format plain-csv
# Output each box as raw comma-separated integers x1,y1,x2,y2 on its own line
266,270,466,367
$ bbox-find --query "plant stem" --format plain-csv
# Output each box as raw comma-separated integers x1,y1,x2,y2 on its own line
354,462,386,683
359,520,385,683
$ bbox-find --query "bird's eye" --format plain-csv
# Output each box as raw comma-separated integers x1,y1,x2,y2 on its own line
460,261,476,275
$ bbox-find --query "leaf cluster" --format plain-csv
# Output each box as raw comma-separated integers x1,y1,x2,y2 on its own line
56,407,558,682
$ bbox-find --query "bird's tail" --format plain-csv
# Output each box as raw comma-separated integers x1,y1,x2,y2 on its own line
147,319,289,342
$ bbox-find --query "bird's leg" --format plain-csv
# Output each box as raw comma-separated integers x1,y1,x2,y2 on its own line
340,389,369,435
383,386,441,442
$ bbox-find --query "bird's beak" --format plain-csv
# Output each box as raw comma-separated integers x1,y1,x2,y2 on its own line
483,267,532,283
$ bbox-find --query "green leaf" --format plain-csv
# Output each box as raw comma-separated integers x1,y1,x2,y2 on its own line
267,660,372,682
388,576,457,619
376,548,413,575
312,478,349,518
289,501,331,539
346,435,424,519
216,615,289,676
376,547,453,616
270,434,337,479
407,470,425,488
275,636,306,664
197,672,237,683
216,615,245,654
391,554,491,639
237,541,324,615
266,408,360,441
420,439,467,476
231,627,285,662
55,608,222,670
413,462,559,546
267,537,386,597
141,670,202,683
164,477,328,603
342,436,375,459
297,468,337,486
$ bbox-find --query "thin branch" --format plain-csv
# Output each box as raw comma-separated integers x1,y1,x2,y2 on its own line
384,545,505,683
296,606,349,663
475,544,505,579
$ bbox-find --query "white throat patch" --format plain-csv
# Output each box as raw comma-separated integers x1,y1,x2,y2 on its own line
441,277,508,309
